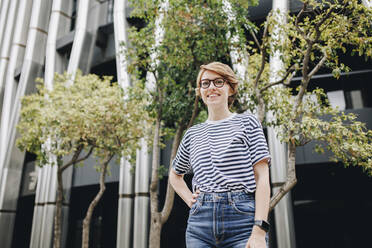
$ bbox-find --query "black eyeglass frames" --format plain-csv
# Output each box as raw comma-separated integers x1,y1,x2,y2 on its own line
200,78,227,89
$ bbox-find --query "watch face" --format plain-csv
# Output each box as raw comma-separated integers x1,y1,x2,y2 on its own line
254,220,270,232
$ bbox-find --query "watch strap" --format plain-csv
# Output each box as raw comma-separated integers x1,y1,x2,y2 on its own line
254,219,270,232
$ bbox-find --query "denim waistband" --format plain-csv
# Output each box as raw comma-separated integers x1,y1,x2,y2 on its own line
198,191,254,203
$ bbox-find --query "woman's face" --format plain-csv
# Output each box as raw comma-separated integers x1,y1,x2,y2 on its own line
200,70,232,107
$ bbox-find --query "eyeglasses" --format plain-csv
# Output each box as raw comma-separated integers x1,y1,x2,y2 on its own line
200,78,227,89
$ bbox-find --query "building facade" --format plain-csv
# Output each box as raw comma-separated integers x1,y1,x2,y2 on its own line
0,0,371,248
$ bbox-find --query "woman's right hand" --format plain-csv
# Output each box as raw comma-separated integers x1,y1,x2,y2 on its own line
189,190,200,208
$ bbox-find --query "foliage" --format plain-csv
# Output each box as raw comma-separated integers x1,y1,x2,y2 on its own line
17,71,151,167
127,0,259,129
241,0,372,175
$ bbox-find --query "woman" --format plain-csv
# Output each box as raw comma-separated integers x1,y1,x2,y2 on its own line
170,62,271,248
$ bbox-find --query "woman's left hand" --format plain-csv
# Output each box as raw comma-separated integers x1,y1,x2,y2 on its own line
245,235,266,248
245,226,266,248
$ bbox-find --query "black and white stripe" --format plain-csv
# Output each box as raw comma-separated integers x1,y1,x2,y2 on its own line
172,113,271,193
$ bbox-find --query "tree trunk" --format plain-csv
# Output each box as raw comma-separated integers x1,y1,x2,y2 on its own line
269,140,297,211
149,95,199,248
53,168,64,248
149,212,162,248
149,115,162,248
82,154,113,248
159,123,186,222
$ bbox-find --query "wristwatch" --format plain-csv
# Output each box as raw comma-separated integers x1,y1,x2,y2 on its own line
254,220,270,232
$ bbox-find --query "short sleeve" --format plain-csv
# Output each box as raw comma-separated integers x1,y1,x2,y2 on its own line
172,129,192,175
244,115,271,166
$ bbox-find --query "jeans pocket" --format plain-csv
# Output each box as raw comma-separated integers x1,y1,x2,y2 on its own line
189,201,201,216
232,199,255,215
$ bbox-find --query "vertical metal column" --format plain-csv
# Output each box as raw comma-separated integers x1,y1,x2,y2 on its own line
268,1,296,248
133,140,151,248
0,1,53,247
29,1,72,247
132,2,168,247
0,0,19,163
0,0,33,245
222,0,249,82
0,0,18,112
57,0,103,246
113,1,134,248
0,0,32,141
67,0,102,76
0,0,10,48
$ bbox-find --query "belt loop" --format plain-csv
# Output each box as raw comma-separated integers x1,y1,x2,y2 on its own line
227,191,233,205
199,192,205,205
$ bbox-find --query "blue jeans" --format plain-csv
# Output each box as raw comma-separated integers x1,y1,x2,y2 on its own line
186,191,268,248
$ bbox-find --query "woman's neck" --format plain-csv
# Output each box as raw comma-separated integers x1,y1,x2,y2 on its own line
207,105,233,121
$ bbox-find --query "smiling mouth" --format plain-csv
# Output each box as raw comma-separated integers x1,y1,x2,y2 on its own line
207,93,220,98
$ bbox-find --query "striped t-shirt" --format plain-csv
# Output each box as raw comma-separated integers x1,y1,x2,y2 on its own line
172,113,271,193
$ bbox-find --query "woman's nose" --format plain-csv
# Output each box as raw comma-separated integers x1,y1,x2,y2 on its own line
209,82,217,89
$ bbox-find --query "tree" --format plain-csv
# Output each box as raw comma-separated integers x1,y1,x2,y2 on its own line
127,0,372,246
126,0,257,247
240,0,372,210
16,72,150,248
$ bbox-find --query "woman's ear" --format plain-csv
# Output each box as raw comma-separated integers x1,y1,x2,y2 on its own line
195,88,201,96
228,85,234,97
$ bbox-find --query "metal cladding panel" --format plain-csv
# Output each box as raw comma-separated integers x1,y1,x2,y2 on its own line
267,127,288,183
9,59,42,126
272,188,296,248
28,32,49,64
119,158,134,195
39,204,55,248
0,0,10,47
30,0,52,32
53,0,73,40
117,198,134,248
71,154,120,187
0,168,23,210
0,0,18,97
29,205,43,248
114,0,130,88
0,212,15,248
135,139,151,193
12,0,34,48
67,0,102,75
77,31,93,73
46,165,58,202
133,197,149,248
61,205,70,248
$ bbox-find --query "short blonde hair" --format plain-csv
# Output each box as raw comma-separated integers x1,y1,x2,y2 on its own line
195,62,238,106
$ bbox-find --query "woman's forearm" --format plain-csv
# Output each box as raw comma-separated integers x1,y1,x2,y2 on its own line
169,169,194,207
254,173,270,221
252,162,271,236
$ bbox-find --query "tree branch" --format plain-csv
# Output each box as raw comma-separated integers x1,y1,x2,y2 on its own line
161,95,200,223
248,29,262,53
253,20,269,89
313,5,337,42
160,124,185,224
308,51,328,78
295,2,310,41
59,146,94,172
260,65,296,93
187,95,200,130
269,142,297,211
